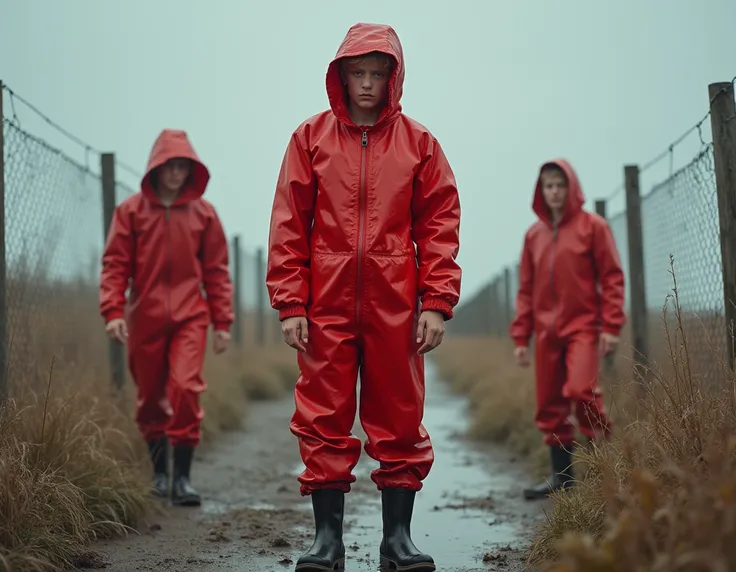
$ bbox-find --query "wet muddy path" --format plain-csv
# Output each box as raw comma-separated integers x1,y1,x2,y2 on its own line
91,363,546,571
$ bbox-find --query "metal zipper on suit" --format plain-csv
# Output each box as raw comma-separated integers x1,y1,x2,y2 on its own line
549,220,559,337
356,130,368,327
165,206,172,326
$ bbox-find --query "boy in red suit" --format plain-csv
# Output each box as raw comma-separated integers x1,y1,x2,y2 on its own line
266,23,461,572
510,160,625,500
100,129,234,506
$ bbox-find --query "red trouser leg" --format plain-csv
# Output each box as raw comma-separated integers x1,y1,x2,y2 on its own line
534,332,575,447
563,331,612,441
128,334,172,442
359,311,434,492
166,320,208,448
290,317,362,496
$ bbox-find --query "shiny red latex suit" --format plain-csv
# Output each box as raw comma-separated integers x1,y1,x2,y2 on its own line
266,24,462,495
100,129,234,447
509,159,625,446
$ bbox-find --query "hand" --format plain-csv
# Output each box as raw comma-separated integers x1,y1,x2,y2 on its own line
282,316,309,352
599,332,619,358
416,311,445,355
213,330,231,355
105,318,128,344
514,346,530,368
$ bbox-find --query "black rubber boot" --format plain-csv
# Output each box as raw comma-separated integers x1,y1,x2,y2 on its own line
379,488,435,572
295,490,346,571
523,444,575,500
171,445,201,506
147,437,169,498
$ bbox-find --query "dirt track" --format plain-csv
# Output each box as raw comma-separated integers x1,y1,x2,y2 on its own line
90,363,547,572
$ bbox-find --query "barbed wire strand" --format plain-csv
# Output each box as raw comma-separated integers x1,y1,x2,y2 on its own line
1,83,143,181
601,76,736,202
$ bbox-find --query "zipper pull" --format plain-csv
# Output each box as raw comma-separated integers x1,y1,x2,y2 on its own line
362,131,368,147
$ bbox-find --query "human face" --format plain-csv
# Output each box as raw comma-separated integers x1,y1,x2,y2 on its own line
342,54,391,116
540,170,568,216
158,158,191,193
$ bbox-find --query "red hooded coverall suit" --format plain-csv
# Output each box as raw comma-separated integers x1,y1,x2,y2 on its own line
99,129,233,504
266,23,461,571
509,159,625,499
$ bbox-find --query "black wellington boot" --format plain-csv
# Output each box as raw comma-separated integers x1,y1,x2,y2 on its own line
171,445,201,506
523,444,575,500
379,488,435,572
295,490,346,571
147,437,169,498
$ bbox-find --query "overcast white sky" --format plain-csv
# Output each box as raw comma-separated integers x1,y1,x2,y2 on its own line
1,0,734,301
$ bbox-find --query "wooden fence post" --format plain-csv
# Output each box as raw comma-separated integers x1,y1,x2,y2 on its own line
513,262,521,337
232,235,243,346
0,81,7,400
494,277,504,337
595,199,606,219
256,246,266,346
503,266,512,334
100,153,125,390
487,278,495,336
709,80,736,371
594,198,615,371
624,164,649,373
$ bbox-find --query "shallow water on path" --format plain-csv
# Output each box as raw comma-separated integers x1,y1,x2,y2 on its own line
307,363,529,571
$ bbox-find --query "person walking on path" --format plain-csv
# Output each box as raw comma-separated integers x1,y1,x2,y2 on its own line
100,129,234,507
509,159,625,501
266,22,462,572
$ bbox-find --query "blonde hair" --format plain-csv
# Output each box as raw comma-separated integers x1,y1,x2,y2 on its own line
340,51,394,72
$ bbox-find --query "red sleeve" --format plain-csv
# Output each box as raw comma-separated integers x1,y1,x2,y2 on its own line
593,217,626,336
266,128,317,321
99,204,134,323
201,206,234,332
509,232,534,347
411,135,462,320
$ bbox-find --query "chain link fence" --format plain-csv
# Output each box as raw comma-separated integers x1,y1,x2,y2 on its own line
0,84,278,396
634,146,725,379
2,120,112,387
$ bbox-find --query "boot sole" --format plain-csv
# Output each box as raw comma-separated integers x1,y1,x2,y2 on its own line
295,557,345,571
523,490,551,500
379,556,436,572
171,495,201,507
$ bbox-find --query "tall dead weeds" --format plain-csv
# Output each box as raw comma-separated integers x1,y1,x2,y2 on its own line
528,256,736,571
0,357,150,572
0,270,298,571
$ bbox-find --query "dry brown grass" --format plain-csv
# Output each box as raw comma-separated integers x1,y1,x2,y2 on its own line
526,268,736,571
432,337,549,472
0,274,298,571
200,336,299,443
436,261,736,570
0,364,151,572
